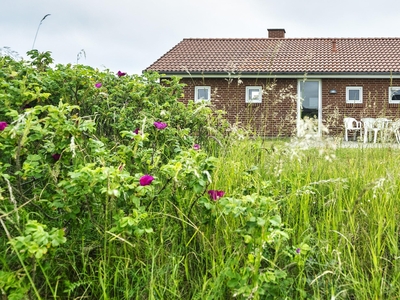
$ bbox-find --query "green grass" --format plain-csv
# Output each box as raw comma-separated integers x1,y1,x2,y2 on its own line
210,137,400,299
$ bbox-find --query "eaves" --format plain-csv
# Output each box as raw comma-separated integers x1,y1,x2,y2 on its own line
149,71,400,79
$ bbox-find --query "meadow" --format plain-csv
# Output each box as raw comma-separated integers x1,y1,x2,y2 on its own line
1,50,400,299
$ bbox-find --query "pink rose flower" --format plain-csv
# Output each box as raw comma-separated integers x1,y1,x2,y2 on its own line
117,71,127,77
154,122,167,130
208,190,225,201
0,121,8,131
140,174,154,186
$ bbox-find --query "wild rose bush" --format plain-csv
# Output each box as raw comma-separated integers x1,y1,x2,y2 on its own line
0,52,224,218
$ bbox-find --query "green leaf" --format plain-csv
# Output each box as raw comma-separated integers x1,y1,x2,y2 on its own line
243,235,252,244
257,217,266,227
269,215,282,227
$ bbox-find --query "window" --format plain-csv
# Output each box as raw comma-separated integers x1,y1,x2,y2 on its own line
194,86,211,102
389,87,400,104
346,87,363,104
246,86,262,103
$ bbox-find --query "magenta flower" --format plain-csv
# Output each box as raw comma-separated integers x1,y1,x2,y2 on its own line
117,70,127,77
154,122,168,130
134,128,140,134
52,154,61,161
140,174,154,186
208,190,225,201
0,121,8,131
296,248,301,254
193,144,200,150
95,82,102,88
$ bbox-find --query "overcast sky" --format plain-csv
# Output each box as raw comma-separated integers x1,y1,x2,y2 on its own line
2,0,399,75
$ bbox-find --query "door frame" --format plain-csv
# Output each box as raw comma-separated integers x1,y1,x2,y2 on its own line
297,79,322,137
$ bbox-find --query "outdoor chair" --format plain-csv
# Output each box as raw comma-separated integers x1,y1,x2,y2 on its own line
388,119,400,143
361,117,391,143
343,117,362,141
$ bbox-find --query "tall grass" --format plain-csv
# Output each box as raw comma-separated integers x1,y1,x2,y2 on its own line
211,136,400,299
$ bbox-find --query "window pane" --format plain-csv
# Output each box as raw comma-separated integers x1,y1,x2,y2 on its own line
249,89,260,101
197,88,209,100
300,81,319,109
246,86,262,103
349,90,360,101
392,89,400,100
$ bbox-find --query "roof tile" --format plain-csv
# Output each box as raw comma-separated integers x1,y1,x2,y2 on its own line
145,38,400,74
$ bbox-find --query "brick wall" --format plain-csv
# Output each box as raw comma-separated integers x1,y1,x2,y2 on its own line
177,77,400,137
323,78,400,135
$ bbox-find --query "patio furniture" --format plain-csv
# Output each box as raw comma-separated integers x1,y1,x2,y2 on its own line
344,117,362,141
388,119,400,143
361,117,391,143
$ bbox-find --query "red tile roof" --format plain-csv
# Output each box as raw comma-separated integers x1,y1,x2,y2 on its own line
145,38,400,75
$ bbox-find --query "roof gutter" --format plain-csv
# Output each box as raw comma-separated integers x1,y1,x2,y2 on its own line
146,71,400,79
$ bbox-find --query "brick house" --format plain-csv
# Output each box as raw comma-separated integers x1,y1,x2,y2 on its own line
145,29,400,137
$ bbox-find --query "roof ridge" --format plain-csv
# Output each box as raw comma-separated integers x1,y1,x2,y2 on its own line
182,37,400,40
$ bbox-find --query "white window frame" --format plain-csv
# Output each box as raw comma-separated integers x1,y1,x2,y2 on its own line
194,86,211,102
245,86,262,103
389,87,400,104
346,86,363,104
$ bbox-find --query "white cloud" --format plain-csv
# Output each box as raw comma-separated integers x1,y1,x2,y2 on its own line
1,0,399,75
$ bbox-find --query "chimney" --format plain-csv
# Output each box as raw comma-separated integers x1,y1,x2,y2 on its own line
268,29,286,38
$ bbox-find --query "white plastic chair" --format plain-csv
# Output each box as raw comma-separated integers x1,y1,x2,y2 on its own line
344,117,362,141
361,118,377,143
376,118,392,142
361,117,391,143
388,119,400,143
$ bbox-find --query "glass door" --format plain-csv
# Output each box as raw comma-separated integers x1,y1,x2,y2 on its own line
297,79,322,136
